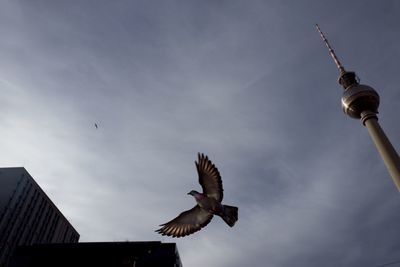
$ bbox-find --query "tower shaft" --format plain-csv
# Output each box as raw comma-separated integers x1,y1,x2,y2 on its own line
361,111,400,191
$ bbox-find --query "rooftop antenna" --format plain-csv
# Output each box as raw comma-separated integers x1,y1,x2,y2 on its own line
316,24,400,192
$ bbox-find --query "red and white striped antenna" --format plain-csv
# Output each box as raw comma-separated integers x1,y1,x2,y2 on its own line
315,24,346,75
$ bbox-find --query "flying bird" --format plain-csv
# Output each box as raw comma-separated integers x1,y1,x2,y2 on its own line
156,153,238,237
94,123,98,129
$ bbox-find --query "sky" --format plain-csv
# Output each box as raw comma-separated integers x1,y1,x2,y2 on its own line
1,0,400,266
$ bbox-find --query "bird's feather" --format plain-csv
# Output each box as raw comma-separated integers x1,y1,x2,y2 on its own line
196,153,224,202
156,205,213,237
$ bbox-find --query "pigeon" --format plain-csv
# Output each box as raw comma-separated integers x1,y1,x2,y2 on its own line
156,153,238,237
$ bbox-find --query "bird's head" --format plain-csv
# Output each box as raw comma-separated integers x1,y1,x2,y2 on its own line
187,190,200,196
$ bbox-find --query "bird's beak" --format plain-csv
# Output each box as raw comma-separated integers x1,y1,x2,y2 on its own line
187,192,191,195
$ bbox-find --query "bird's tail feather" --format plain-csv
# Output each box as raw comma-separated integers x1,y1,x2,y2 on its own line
221,205,238,227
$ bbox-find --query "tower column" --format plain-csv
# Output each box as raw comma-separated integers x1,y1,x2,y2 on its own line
361,111,400,191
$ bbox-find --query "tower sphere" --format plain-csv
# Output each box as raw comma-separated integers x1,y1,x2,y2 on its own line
341,84,380,119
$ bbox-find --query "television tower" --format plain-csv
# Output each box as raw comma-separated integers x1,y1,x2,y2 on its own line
316,24,400,192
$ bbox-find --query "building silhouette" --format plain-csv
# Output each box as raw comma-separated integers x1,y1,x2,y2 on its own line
8,241,183,267
0,167,79,267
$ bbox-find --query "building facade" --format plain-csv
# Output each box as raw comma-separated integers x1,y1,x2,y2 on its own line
9,242,183,267
0,167,79,267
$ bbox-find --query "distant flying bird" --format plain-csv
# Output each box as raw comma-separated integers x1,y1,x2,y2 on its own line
94,123,98,129
156,153,238,238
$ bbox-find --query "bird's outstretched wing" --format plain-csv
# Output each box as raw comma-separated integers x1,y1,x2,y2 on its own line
196,153,223,202
156,205,213,237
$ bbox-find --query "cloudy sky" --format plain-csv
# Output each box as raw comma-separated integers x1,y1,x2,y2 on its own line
1,1,400,266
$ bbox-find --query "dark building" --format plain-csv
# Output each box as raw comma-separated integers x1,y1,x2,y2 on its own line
9,241,183,267
0,167,79,267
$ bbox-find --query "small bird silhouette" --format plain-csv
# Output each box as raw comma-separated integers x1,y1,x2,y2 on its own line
156,153,238,237
94,123,98,129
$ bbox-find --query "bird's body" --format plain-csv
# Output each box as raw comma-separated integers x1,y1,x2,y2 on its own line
190,190,223,214
156,153,238,238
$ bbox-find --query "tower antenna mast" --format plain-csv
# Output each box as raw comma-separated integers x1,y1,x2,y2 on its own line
315,24,346,74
